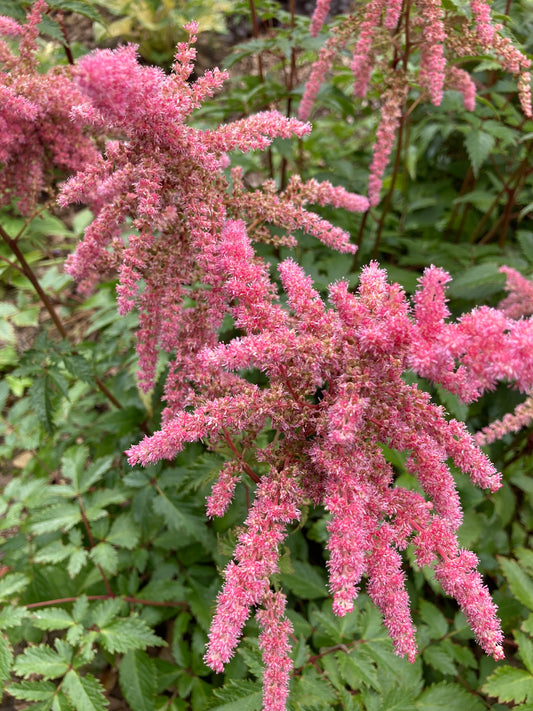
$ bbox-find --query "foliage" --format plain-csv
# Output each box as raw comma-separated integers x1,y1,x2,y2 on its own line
1,0,533,710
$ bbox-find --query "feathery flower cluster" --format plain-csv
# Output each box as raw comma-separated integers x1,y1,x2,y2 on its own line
301,0,531,204
128,220,504,708
59,26,368,397
0,1,97,214
475,266,533,445
410,266,533,403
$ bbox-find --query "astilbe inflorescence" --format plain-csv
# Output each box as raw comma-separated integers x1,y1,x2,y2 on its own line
0,1,97,215
474,266,533,445
58,24,368,402
300,0,531,205
127,220,505,709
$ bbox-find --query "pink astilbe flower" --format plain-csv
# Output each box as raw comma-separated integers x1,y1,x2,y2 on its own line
204,466,303,672
0,1,97,214
59,30,366,397
310,0,332,36
498,266,533,319
448,66,476,111
418,0,447,106
257,591,294,711
303,0,531,203
128,225,504,701
368,81,407,206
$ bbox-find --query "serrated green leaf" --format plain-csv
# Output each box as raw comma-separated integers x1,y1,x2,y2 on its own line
516,232,533,265
119,650,157,711
61,445,89,492
280,561,327,600
464,129,495,177
418,601,448,639
152,494,209,547
31,503,82,535
417,682,485,710
337,648,379,690
34,539,75,565
90,542,118,575
63,670,109,711
32,607,75,632
0,572,30,601
30,375,55,434
62,353,94,383
7,680,57,702
499,557,533,610
52,690,76,711
0,604,28,628
106,513,140,549
211,679,263,711
90,598,124,628
99,615,165,654
447,263,505,300
68,548,89,578
13,644,70,680
483,666,533,704
80,456,114,494
47,0,103,23
517,632,533,676
422,645,457,676
0,633,13,683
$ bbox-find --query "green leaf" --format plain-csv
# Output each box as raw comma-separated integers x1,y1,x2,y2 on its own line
418,601,448,639
119,650,157,711
152,494,210,547
0,604,28,628
337,648,379,690
0,572,30,601
99,615,165,654
30,375,55,434
210,679,263,711
0,634,13,683
7,680,57,702
13,644,70,680
90,598,124,628
31,503,82,535
90,542,118,575
280,561,327,599
63,670,109,711
464,129,495,177
47,0,103,23
517,632,533,676
68,548,89,578
517,232,533,265
422,645,457,676
417,682,485,710
483,666,533,704
31,607,75,632
106,513,140,549
499,557,533,611
447,263,505,301
62,353,94,383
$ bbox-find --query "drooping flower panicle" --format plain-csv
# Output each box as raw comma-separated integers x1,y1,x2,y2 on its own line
128,222,504,707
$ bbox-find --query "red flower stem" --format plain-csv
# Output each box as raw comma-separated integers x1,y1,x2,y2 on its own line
25,595,188,610
222,427,261,484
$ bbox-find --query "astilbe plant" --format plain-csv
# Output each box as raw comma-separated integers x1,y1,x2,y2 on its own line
3,3,530,710
0,1,97,215
127,220,505,709
58,23,368,402
302,0,532,205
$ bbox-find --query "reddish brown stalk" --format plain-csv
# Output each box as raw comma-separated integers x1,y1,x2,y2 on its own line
0,223,126,413
25,595,188,609
222,427,261,483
